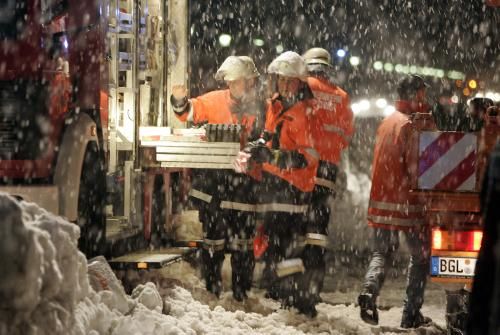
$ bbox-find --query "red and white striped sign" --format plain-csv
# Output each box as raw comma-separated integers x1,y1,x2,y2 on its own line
418,131,477,191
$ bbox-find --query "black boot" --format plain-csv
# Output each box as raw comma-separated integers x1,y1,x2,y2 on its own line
358,292,379,325
202,249,224,298
400,310,432,328
231,251,254,301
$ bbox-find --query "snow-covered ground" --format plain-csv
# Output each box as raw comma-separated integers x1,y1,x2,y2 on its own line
0,178,448,335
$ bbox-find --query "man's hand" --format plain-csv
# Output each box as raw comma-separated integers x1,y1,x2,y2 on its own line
245,140,274,164
172,85,188,100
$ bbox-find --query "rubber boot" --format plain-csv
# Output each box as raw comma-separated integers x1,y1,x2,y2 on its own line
202,249,224,298
358,292,379,325
400,309,432,328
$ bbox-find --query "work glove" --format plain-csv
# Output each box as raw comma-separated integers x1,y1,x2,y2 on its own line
244,139,275,164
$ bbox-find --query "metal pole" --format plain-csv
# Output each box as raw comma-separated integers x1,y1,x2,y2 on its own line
133,0,141,169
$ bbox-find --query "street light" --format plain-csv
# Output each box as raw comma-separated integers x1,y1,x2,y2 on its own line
218,34,231,47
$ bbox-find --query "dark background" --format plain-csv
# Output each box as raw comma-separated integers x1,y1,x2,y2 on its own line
188,0,500,102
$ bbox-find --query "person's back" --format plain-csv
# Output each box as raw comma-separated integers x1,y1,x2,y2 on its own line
359,75,432,329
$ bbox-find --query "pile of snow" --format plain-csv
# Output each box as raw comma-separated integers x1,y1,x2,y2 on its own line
0,194,445,335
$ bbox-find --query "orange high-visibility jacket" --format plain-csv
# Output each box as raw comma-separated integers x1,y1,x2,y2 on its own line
367,101,426,230
307,77,354,164
175,89,256,131
262,99,319,192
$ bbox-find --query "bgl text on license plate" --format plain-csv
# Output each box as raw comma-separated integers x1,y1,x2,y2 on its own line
431,256,477,278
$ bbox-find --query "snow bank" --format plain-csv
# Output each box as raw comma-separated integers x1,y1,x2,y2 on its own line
0,193,445,335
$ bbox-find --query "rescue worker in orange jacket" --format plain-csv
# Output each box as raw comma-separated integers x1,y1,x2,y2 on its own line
246,51,320,317
171,56,265,301
302,47,354,304
358,75,432,328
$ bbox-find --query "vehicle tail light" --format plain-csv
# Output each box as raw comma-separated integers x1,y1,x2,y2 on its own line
432,229,443,250
432,229,483,251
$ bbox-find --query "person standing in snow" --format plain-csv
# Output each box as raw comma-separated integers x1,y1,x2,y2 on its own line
170,56,266,301
301,47,354,304
245,51,319,317
358,75,432,328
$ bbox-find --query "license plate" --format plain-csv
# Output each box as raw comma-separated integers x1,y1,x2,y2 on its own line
431,256,477,278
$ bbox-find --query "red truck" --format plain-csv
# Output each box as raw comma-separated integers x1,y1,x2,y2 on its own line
0,0,198,265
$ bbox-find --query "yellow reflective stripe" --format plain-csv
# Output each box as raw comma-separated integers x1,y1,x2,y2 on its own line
202,238,225,251
304,147,320,160
256,203,309,213
323,124,350,142
276,258,305,278
305,233,328,247
189,189,212,203
186,103,195,122
315,177,336,190
228,238,254,251
367,214,425,227
369,200,424,213
220,201,256,212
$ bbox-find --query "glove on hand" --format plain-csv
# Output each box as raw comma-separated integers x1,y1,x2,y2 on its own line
245,139,275,164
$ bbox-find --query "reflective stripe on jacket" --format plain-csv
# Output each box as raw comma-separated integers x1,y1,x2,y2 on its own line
262,99,319,192
367,103,425,230
307,77,354,165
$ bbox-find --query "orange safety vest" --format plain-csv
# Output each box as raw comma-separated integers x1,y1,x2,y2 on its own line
307,77,354,164
175,89,262,180
175,89,257,137
367,101,426,230
262,99,319,192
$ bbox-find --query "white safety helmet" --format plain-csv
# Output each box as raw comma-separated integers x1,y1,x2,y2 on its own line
302,47,332,67
215,56,260,81
267,51,308,81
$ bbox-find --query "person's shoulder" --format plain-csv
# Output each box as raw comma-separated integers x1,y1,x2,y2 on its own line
200,89,228,99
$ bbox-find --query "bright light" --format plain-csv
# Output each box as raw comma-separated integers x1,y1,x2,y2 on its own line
359,99,370,111
468,80,478,89
475,92,484,98
351,103,362,115
395,64,403,73
436,69,445,78
63,38,68,49
433,230,443,250
383,105,396,116
336,49,346,58
349,56,360,66
494,93,500,101
253,38,264,47
448,70,466,80
384,63,393,72
276,44,284,54
375,98,387,109
218,34,231,47
409,65,417,74
373,61,383,70
473,231,483,251
451,95,459,103
485,91,495,100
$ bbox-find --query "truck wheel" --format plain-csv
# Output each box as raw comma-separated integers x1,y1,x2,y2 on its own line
150,174,167,248
445,289,469,335
78,142,106,257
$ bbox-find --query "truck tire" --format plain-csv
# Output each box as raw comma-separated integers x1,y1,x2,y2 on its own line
78,142,107,257
150,174,167,248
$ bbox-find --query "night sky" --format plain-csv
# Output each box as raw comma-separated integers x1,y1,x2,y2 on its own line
189,0,499,100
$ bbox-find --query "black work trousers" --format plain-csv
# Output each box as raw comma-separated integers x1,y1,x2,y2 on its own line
191,169,256,298
259,172,317,314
